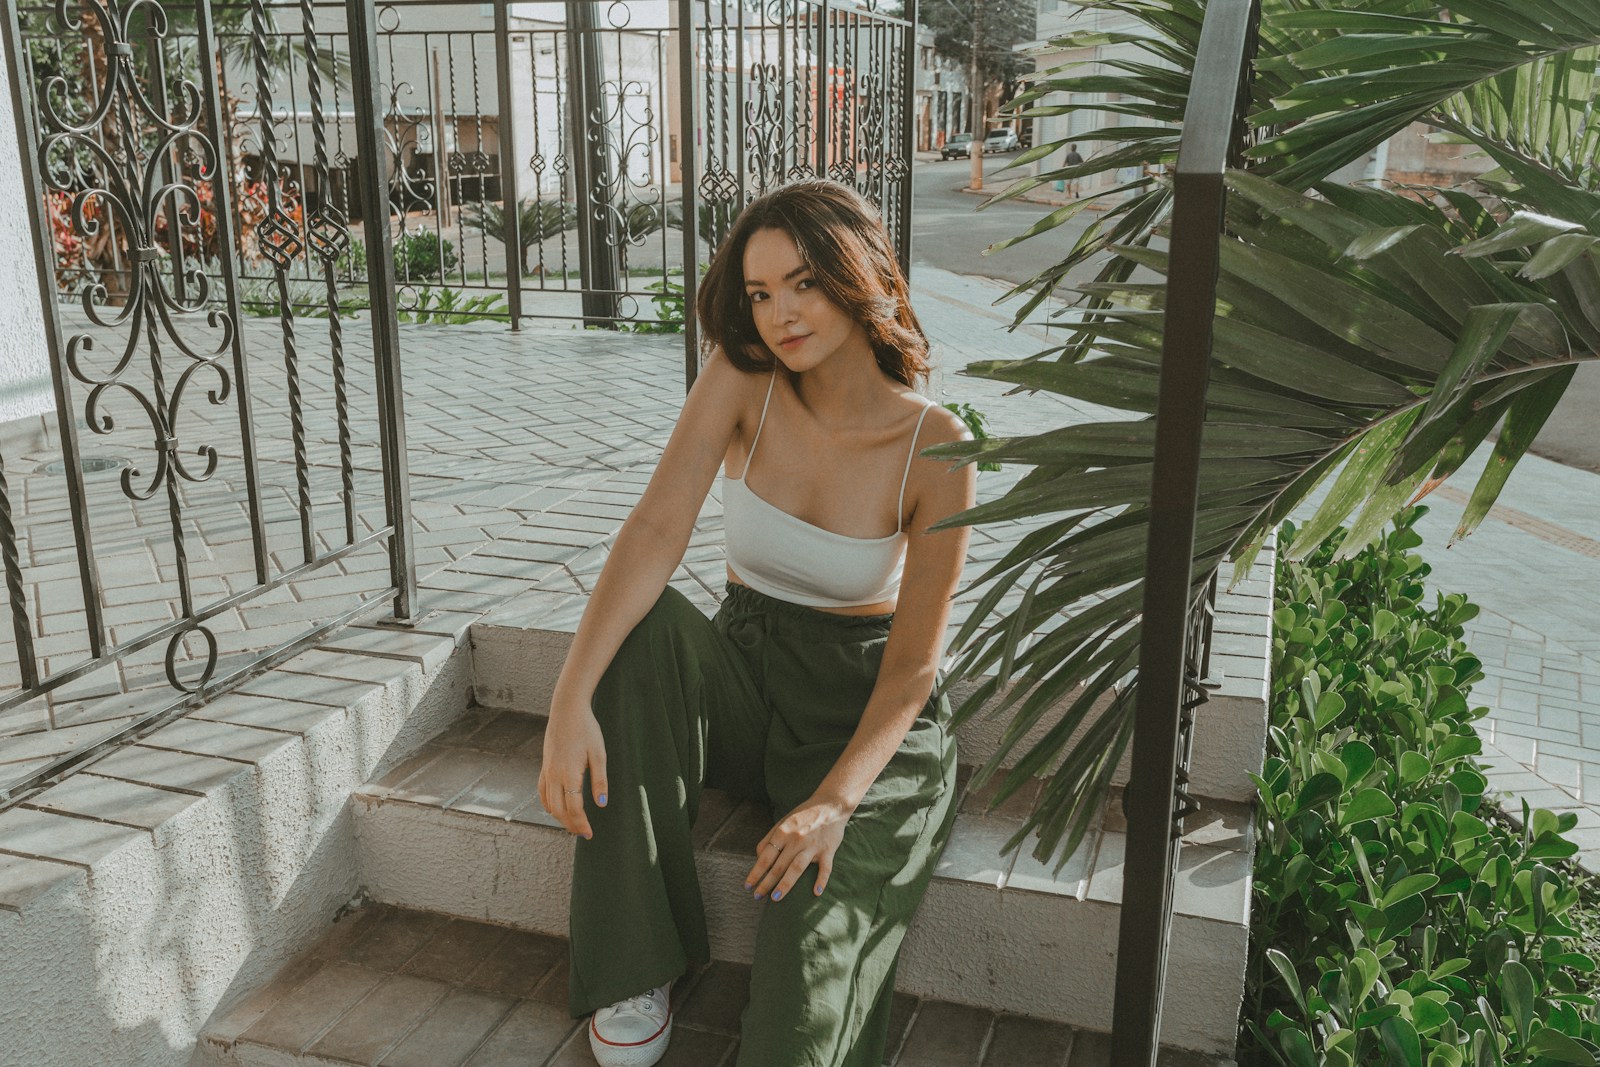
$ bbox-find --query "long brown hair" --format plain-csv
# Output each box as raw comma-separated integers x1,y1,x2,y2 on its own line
696,180,931,388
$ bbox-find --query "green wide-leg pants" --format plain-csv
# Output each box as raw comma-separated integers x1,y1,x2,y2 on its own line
567,582,959,1067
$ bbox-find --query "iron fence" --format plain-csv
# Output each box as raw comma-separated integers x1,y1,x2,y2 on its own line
1,0,414,809
1111,0,1263,1061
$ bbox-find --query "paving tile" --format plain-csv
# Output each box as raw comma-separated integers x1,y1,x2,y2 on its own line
380,988,516,1067
0,805,143,868
883,992,920,1064
463,929,568,998
657,1026,739,1066
0,850,81,911
400,918,512,982
23,774,196,834
450,751,543,821
980,1014,1075,1066
239,960,386,1053
895,1000,993,1066
933,812,1020,890
340,908,452,972
707,797,773,855
86,744,249,796
387,745,500,808
677,960,750,1036
188,691,336,736
307,973,449,1063
140,717,298,765
204,951,328,1046
1006,824,1096,898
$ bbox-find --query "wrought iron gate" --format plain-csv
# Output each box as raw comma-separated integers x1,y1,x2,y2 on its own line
0,0,918,806
1,0,415,808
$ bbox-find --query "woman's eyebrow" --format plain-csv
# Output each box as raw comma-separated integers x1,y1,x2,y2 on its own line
745,265,810,289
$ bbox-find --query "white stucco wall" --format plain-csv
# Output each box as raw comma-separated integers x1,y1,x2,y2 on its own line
0,42,53,427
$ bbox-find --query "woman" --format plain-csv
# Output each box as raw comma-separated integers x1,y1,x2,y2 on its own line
537,179,976,1067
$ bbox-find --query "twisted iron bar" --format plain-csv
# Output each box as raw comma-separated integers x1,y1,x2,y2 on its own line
248,0,314,564
0,450,37,693
299,0,356,545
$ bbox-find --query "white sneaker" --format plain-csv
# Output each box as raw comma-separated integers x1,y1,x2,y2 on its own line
588,982,673,1066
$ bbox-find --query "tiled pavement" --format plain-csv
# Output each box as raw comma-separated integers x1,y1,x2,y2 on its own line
206,900,1222,1067
1402,450,1600,869
0,265,1109,794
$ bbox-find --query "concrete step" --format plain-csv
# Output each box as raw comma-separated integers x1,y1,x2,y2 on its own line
465,552,1275,806
347,707,1253,1054
197,901,1235,1067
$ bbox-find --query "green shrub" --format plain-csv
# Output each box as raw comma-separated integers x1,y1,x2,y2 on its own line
393,231,458,280
618,276,686,334
1247,507,1599,1067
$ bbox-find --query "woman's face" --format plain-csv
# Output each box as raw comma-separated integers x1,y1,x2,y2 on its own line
742,226,867,374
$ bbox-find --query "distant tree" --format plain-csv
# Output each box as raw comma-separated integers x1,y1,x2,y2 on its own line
914,0,1036,126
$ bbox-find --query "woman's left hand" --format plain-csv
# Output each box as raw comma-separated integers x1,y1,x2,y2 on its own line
745,793,854,902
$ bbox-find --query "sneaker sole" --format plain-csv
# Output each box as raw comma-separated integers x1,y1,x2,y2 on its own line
588,1013,672,1067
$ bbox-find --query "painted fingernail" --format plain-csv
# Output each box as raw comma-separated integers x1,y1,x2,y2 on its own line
754,892,764,901
743,882,752,890
598,794,607,806
583,832,592,840
772,890,783,901
814,886,823,895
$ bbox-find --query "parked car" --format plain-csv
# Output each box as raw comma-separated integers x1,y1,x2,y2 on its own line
940,132,973,159
983,128,1019,153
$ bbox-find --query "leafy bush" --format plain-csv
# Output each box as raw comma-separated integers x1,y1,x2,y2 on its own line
336,237,367,279
396,286,510,326
1248,508,1600,1067
392,231,458,280
618,276,686,334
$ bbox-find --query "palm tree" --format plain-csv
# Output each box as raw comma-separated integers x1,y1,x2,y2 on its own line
931,0,1600,868
462,198,575,275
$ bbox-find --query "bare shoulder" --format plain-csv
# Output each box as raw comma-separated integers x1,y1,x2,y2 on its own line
914,400,972,448
687,347,769,429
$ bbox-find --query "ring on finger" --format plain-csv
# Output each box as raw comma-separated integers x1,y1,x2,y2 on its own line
766,841,783,851
562,788,584,795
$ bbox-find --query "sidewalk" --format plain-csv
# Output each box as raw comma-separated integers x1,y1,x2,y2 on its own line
1407,449,1600,867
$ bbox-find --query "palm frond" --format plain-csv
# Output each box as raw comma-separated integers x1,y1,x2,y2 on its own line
934,173,1598,868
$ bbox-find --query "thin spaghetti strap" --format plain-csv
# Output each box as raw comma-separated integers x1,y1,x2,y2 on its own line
742,366,779,477
896,401,936,533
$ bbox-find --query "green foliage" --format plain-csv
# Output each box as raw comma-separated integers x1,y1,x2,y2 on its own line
915,0,1036,95
933,0,1600,874
617,276,688,334
942,403,1000,471
1246,508,1600,1066
396,286,511,325
392,231,459,280
461,199,575,273
336,238,368,280
237,277,507,325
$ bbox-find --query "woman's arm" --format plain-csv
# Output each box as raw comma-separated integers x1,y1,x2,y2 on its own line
540,349,750,836
747,404,976,900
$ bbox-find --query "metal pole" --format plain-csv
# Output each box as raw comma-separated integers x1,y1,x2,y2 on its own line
815,0,829,177
347,0,418,622
1109,1,1256,1062
1,0,108,657
896,0,917,277
493,0,523,330
565,0,619,325
678,0,699,389
967,0,983,192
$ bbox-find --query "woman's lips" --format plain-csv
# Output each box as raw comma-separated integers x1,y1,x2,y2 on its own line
780,335,808,348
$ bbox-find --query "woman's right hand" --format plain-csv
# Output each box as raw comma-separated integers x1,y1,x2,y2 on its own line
538,699,609,839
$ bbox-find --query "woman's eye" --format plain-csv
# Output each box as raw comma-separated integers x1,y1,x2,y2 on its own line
796,279,812,290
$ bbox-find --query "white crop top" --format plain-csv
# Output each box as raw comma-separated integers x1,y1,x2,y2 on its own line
723,369,935,609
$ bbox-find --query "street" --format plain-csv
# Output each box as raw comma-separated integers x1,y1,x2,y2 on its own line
911,155,1100,290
